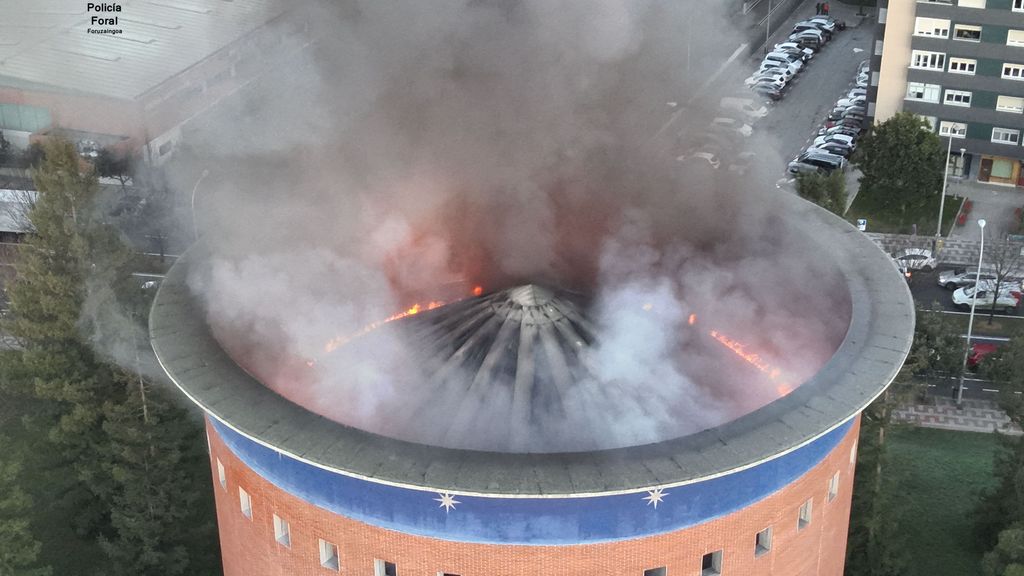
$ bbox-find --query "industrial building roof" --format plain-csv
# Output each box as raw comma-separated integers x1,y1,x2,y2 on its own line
0,0,286,100
149,192,915,496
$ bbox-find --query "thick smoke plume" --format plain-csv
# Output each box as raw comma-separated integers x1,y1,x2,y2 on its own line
179,0,851,452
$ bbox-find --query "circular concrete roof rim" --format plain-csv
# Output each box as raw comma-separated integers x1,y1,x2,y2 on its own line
149,193,915,496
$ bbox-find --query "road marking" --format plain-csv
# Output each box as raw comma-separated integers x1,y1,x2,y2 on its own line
652,43,748,141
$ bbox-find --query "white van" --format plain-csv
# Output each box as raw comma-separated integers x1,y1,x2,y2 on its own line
719,97,770,121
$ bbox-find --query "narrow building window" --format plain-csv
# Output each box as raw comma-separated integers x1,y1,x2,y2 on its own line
238,487,252,520
850,440,858,465
319,539,340,571
799,498,813,529
828,472,841,502
702,550,723,575
643,568,667,576
755,527,773,556
217,458,226,489
273,514,291,547
437,573,461,576
375,559,398,576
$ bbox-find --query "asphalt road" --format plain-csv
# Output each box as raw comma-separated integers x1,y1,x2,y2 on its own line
908,266,1024,317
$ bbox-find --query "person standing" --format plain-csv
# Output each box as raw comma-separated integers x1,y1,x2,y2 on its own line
824,2,830,14
815,2,821,14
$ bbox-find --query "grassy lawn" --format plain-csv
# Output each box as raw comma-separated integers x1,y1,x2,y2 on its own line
885,426,998,576
847,191,961,236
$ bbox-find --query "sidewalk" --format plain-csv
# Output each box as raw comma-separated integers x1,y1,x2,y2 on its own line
894,397,1022,435
946,176,1024,241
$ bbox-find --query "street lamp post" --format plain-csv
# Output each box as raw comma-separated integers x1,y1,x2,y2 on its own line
956,218,987,406
191,169,210,241
765,0,772,55
936,136,954,239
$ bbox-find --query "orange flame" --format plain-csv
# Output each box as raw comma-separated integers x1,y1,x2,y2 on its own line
709,329,794,397
323,300,445,353
472,285,484,296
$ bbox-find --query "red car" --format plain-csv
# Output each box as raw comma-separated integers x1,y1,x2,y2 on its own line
967,342,1000,369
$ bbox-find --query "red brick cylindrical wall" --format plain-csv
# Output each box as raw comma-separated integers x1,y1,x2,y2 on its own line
207,417,860,576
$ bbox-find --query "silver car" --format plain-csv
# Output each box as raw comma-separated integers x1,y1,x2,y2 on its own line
937,269,999,290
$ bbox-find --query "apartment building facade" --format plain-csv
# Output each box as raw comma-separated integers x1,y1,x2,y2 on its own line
871,0,1024,185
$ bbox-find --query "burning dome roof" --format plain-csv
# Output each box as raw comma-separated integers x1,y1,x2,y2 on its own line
150,196,915,495
378,284,600,452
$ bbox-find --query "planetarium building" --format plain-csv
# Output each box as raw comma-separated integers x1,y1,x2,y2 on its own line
150,192,914,576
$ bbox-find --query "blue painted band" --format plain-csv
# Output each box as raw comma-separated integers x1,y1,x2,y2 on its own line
213,418,853,545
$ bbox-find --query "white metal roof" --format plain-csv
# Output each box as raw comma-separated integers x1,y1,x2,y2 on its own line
0,0,286,100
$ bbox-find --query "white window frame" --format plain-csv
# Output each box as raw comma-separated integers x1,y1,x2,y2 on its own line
319,539,340,571
944,89,972,107
959,0,985,7
1005,63,1024,80
701,550,723,576
939,121,967,138
906,82,942,103
948,57,977,75
239,487,252,520
911,50,946,70
1016,0,1024,12
375,559,398,576
953,24,982,42
992,127,1021,144
273,514,291,547
828,472,841,502
755,527,773,556
914,17,950,37
217,458,226,489
998,95,1024,113
798,498,813,529
1011,30,1024,47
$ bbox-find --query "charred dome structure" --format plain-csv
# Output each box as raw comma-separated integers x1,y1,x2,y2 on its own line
150,187,914,576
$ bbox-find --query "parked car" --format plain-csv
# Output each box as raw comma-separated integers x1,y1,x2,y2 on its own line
807,142,853,158
774,42,815,60
745,71,787,88
788,150,844,174
814,133,856,149
938,268,1024,290
786,160,828,175
952,284,1021,313
757,59,794,77
836,96,867,109
709,117,753,138
751,83,784,101
677,151,721,169
855,73,869,88
764,51,804,72
825,117,864,131
788,30,825,49
720,97,770,121
817,124,861,139
810,16,846,31
847,87,867,99
968,342,1001,369
893,248,937,272
793,21,832,40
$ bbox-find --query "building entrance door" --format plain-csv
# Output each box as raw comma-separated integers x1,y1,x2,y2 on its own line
979,157,993,182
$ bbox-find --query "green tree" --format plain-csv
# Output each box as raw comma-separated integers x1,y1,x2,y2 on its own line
983,523,1024,576
0,441,51,576
981,335,1024,429
796,171,848,215
853,111,944,215
97,371,215,576
0,131,11,167
93,149,132,195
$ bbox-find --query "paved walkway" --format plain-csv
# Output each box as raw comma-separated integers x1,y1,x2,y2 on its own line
946,176,1024,241
894,397,1022,435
